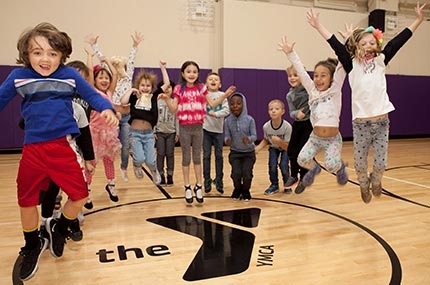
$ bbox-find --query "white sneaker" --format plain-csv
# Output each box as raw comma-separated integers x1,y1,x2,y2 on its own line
133,166,143,179
77,211,85,226
120,167,129,182
151,168,161,185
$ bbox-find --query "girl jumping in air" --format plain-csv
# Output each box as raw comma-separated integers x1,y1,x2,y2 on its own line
307,2,426,203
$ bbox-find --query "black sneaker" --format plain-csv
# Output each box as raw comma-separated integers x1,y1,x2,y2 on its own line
39,225,49,241
19,237,48,281
194,184,204,203
68,218,83,242
294,182,306,194
204,178,212,193
105,184,119,202
166,175,174,186
84,197,93,210
231,189,241,200
160,175,166,186
46,217,66,258
242,190,252,201
213,179,224,194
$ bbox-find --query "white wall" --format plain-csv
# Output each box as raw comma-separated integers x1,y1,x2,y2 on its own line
1,0,429,75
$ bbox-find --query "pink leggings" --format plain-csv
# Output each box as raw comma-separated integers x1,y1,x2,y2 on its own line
85,156,116,185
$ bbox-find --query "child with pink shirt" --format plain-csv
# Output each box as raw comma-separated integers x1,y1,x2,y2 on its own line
160,61,235,204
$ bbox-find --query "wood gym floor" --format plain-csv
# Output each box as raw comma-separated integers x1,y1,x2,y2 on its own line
0,138,429,284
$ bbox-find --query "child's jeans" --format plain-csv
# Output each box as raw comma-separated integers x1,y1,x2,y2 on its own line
203,129,224,182
130,129,156,169
268,147,289,186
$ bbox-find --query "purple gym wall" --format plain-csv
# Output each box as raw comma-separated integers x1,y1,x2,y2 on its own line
0,66,429,150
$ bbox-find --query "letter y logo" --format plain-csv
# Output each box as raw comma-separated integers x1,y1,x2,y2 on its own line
147,208,260,281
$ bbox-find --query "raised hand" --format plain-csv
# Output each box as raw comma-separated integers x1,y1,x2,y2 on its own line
338,23,357,41
132,31,144,47
224,85,237,98
85,34,99,45
278,36,295,55
306,9,320,29
415,2,426,21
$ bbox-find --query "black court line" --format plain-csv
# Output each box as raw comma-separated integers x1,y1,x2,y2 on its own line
84,196,402,285
319,162,430,209
141,165,172,198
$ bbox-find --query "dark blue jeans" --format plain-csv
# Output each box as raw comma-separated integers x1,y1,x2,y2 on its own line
268,147,289,186
203,129,224,182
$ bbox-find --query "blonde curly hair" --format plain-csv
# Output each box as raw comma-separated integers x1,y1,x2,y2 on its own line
111,56,127,78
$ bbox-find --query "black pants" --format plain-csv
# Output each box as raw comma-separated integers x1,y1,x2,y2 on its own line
228,150,256,193
287,120,313,180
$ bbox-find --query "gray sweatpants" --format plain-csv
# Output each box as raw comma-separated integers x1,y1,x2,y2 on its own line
352,116,389,187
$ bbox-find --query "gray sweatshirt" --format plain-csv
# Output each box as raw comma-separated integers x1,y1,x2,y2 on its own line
203,90,230,133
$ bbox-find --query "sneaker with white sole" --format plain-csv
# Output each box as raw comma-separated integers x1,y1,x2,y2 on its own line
194,184,204,203
133,165,143,179
46,217,66,258
185,185,193,204
264,184,279,195
19,237,48,281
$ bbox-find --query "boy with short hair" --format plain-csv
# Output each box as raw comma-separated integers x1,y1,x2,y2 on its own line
224,92,257,201
256,99,293,194
203,72,230,194
0,22,118,281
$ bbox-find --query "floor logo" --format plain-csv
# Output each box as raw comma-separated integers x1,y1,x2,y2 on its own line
147,207,261,281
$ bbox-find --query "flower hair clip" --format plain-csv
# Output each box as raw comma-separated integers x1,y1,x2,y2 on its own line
365,26,383,46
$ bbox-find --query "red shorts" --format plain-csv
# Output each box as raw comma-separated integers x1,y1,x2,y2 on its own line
17,136,88,207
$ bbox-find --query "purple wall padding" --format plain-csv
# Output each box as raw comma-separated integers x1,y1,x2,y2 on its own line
220,68,430,140
0,65,24,149
0,65,429,149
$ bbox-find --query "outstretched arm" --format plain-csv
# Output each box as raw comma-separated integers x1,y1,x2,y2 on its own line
85,34,104,59
159,60,170,92
278,36,313,91
408,2,426,32
126,31,144,78
306,9,333,40
84,48,95,86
